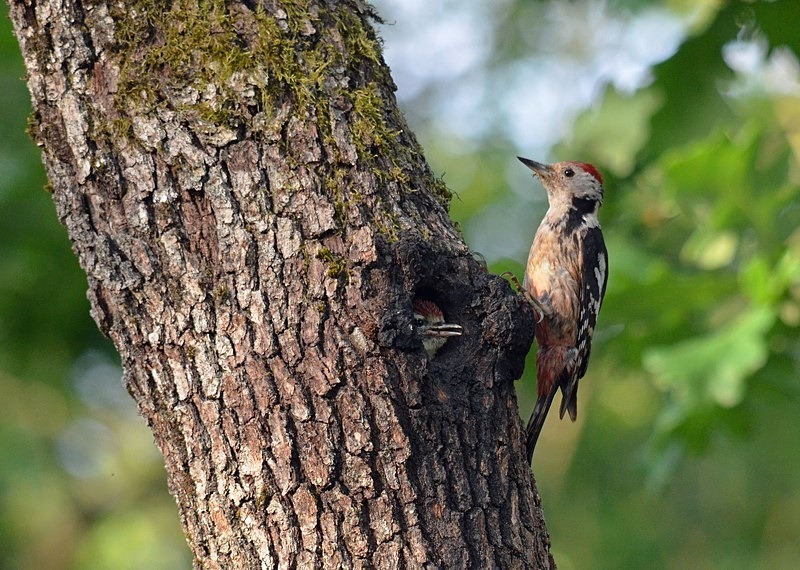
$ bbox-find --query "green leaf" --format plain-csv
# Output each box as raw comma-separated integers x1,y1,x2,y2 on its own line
643,305,774,409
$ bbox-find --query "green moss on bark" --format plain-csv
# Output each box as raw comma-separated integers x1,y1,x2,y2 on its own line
105,0,452,208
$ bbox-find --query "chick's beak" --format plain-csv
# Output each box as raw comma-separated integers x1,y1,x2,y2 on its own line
517,156,552,177
423,323,463,338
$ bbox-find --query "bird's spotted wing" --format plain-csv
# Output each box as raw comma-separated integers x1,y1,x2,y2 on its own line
558,226,607,421
575,226,608,379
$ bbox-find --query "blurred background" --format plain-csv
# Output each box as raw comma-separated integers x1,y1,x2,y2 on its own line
2,0,799,568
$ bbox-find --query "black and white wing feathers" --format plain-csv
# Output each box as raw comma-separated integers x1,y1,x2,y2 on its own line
559,225,608,420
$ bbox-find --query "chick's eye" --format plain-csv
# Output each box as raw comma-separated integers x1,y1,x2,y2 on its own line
564,168,575,177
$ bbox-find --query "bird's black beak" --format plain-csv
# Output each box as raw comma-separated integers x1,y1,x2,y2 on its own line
423,324,463,338
517,156,551,177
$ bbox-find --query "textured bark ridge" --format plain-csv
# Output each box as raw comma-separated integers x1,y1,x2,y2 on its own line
9,0,554,567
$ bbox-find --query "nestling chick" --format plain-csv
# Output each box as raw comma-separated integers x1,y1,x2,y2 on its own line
412,299,463,359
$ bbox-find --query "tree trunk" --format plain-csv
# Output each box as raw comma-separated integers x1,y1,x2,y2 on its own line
8,0,553,567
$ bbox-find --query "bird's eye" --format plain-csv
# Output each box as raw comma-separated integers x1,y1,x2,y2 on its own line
413,316,426,328
564,168,575,177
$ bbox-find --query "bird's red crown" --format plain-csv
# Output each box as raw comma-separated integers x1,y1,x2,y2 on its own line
568,162,603,185
413,299,443,319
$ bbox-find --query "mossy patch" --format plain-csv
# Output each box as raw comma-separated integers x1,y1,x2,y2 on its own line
105,0,454,210
350,84,398,155
109,0,388,131
315,246,348,279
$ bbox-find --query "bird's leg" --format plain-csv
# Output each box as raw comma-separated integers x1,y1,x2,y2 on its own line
500,271,546,323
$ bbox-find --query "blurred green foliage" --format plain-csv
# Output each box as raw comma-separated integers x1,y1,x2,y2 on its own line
2,0,799,568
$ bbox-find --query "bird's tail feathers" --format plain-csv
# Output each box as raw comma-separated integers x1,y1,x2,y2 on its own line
525,390,556,463
559,376,579,421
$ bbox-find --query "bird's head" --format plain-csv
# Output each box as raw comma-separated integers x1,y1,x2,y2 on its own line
518,157,604,212
412,299,463,359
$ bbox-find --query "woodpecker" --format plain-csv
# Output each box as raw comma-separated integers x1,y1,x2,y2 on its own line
412,299,463,359
518,157,608,462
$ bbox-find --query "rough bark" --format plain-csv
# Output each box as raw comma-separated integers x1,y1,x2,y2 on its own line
8,0,554,567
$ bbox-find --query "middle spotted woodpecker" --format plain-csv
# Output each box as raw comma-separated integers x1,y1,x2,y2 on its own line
517,157,609,462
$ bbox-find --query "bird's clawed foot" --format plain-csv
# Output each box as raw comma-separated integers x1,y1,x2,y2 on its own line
500,271,546,323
